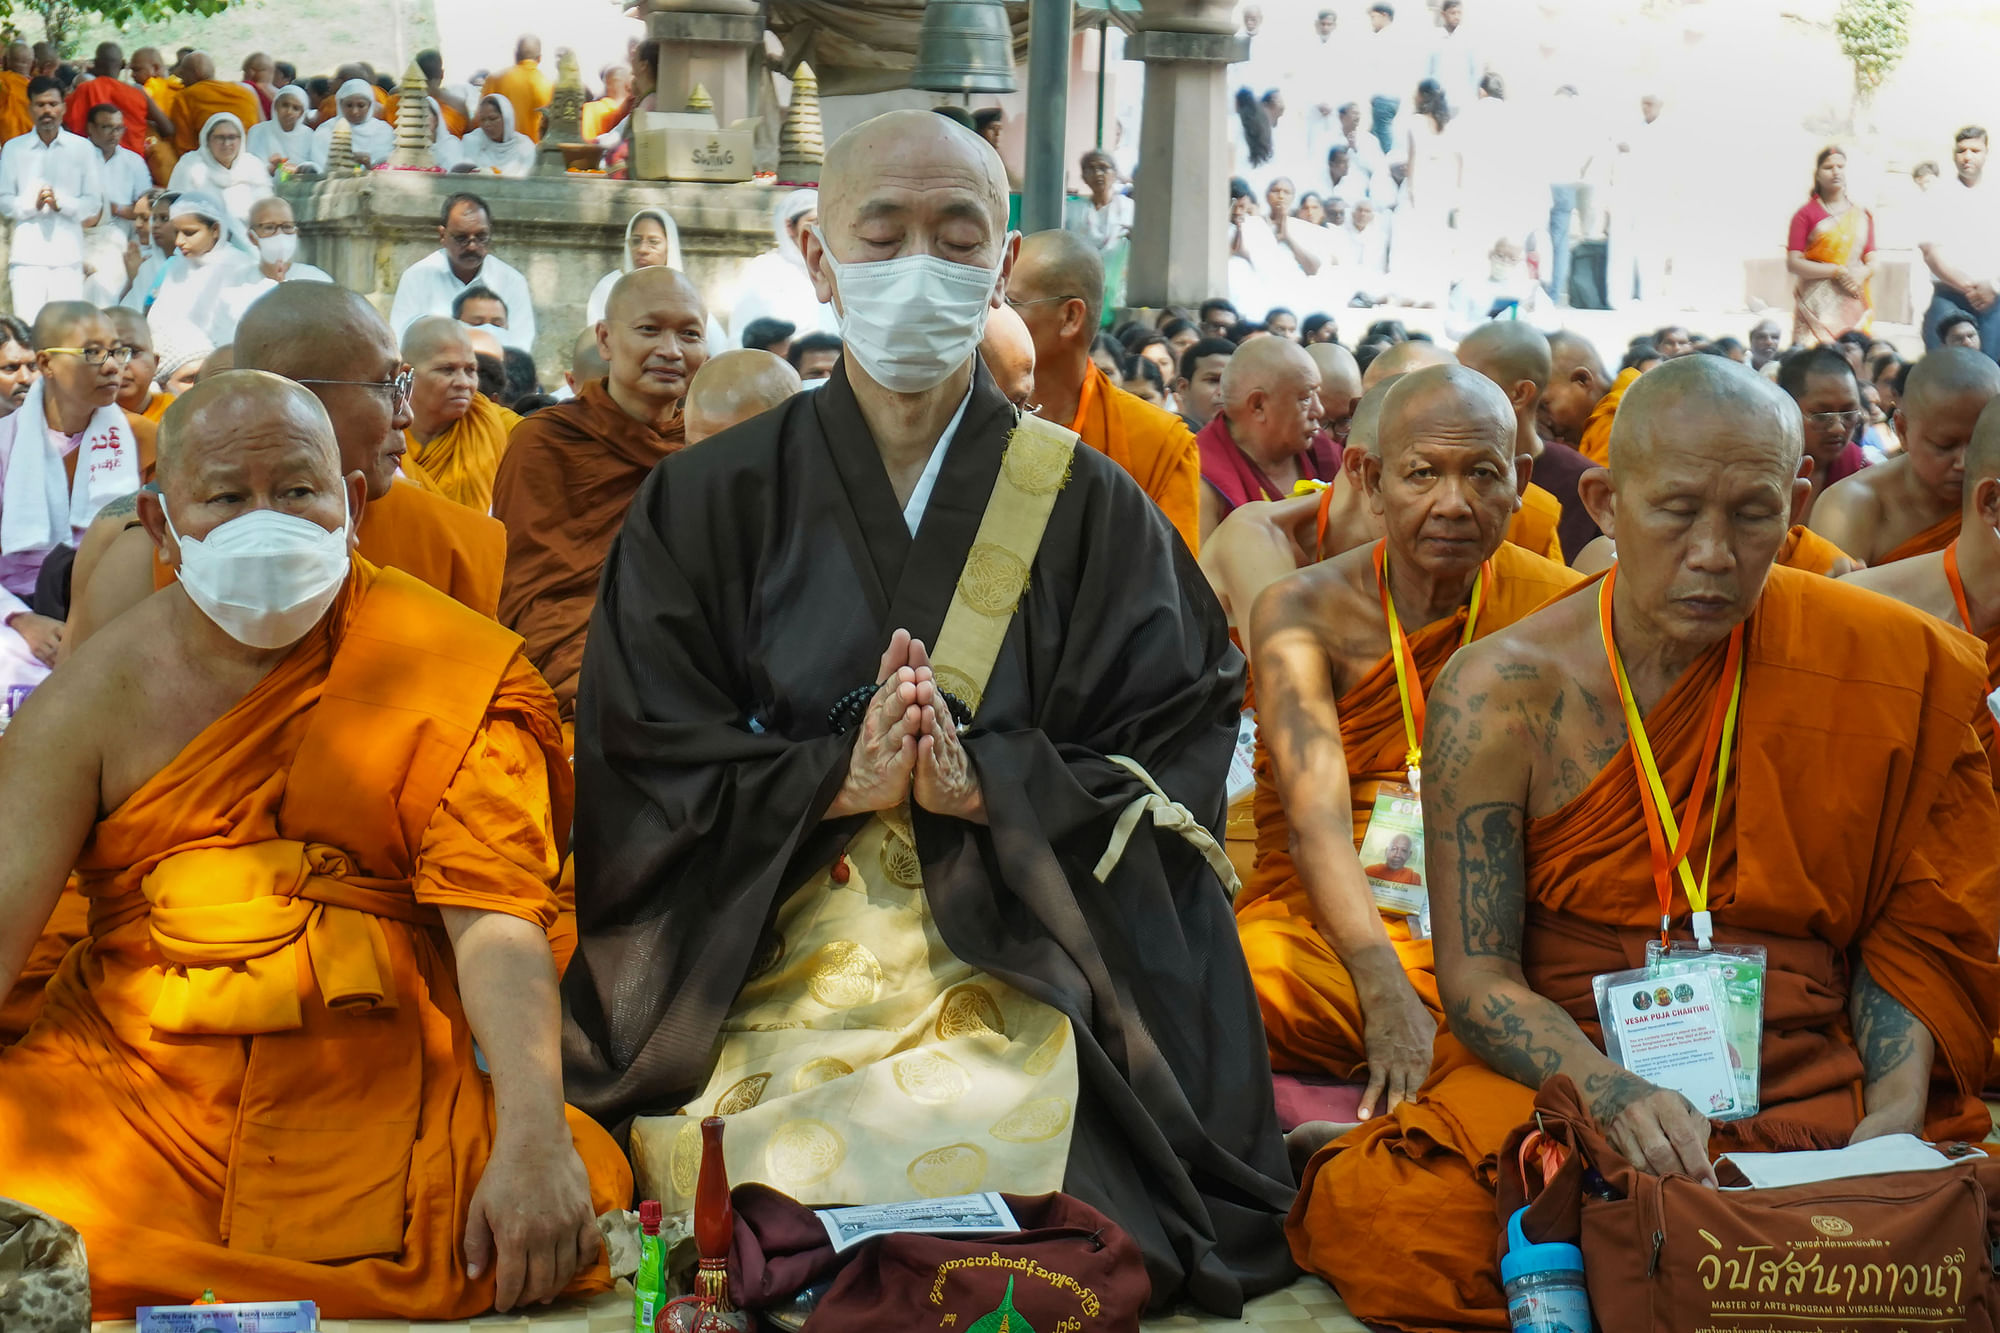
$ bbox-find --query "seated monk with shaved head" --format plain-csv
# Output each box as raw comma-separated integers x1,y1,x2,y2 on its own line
0,371,629,1318
1196,335,1340,542
978,298,1035,407
683,347,800,445
1458,320,1602,561
491,265,708,729
1236,366,1579,1119
1811,347,2000,565
563,109,1294,1313
1290,354,2000,1331
400,315,520,511
108,308,174,424
1008,228,1203,550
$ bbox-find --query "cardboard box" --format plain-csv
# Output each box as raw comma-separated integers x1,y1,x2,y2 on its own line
631,110,757,182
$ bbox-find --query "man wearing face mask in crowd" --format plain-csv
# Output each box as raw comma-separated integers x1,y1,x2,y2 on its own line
244,195,331,288
560,109,1296,1317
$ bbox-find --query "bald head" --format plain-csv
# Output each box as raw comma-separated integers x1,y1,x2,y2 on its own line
1306,343,1361,416
180,51,214,84
106,307,151,352
1457,322,1551,394
155,370,338,489
1012,230,1105,348
1221,334,1317,411
466,326,506,363
980,300,1036,407
1546,329,1607,384
600,266,709,405
1607,352,1801,478
402,314,472,366
604,265,704,325
1378,365,1515,465
1903,346,2000,418
32,300,105,353
1967,397,2000,489
238,282,394,381
571,326,609,389
683,349,802,445
195,344,234,382
820,109,1008,240
1362,339,1455,389
1348,380,1397,458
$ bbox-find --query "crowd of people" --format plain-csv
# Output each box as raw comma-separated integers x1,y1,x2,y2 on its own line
0,15,1995,1333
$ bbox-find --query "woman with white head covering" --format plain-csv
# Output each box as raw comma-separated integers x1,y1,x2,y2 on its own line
247,85,316,172
726,189,838,347
146,193,266,346
583,207,730,347
454,94,536,178
309,78,394,168
427,98,463,171
167,113,274,225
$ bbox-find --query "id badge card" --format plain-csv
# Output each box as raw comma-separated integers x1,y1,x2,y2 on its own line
1358,783,1427,922
1593,963,1747,1121
1226,709,1258,804
1644,941,1765,1121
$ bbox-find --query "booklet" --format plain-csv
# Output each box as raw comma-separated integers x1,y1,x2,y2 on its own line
136,1302,317,1333
815,1192,1020,1253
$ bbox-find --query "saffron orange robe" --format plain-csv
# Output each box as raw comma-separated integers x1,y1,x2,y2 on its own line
405,393,520,513
169,79,260,154
140,388,174,425
1776,523,1851,575
482,61,553,142
1506,483,1565,563
1068,360,1202,554
1576,365,1640,466
358,478,506,617
0,70,30,142
1881,509,1962,565
1288,567,2000,1332
580,95,623,142
0,559,631,1318
1235,543,1582,1077
493,377,684,721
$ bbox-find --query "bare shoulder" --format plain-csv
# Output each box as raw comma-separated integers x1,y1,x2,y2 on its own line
1839,549,1943,606
1810,457,1888,529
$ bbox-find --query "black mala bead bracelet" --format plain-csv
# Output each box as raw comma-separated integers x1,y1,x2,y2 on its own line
827,681,975,734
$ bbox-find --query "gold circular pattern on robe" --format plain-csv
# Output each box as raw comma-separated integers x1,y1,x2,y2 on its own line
1002,435,1071,496
806,940,884,1008
1023,1022,1069,1077
932,665,984,716
892,1049,973,1105
714,1073,771,1115
670,1120,702,1196
908,1142,989,1197
767,1119,846,1191
793,1057,854,1092
881,829,923,890
990,1097,1073,1143
936,984,1005,1041
957,543,1031,618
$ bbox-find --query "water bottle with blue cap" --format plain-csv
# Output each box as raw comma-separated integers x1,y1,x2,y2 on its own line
1502,1206,1593,1333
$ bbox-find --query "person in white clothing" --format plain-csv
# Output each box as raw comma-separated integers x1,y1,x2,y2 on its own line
79,103,150,306
585,206,730,348
167,112,273,226
387,191,537,354
244,195,332,285
0,78,104,325
427,98,463,171
246,84,315,173
727,188,837,347
145,192,265,346
1061,149,1132,252
119,189,174,314
308,78,393,168
453,94,536,178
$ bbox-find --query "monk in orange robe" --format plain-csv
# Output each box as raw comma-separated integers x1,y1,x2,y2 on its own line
1238,367,1580,1119
1008,230,1202,551
167,52,260,155
1812,347,2000,565
494,267,704,723
580,64,630,142
400,317,520,512
0,373,629,1319
482,37,554,142
0,42,31,142
1289,354,2000,1333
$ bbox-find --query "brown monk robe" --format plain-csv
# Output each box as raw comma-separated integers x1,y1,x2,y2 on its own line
0,373,628,1318
1290,355,2000,1333
1008,229,1203,552
1812,347,2000,565
493,266,707,723
400,316,520,512
167,51,260,154
1237,368,1580,1120
683,347,802,445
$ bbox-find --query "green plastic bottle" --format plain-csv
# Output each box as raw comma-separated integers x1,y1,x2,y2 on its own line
634,1199,668,1332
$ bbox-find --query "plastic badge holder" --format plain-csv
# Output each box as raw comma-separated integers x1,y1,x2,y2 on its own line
1593,944,1764,1124
1645,940,1765,1121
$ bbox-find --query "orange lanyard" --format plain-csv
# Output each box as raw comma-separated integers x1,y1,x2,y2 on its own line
1315,482,1336,560
1597,568,1744,950
1066,366,1099,436
1945,538,1975,632
1374,538,1489,793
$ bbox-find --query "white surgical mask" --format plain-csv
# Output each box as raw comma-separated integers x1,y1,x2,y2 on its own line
814,227,1008,393
164,494,352,648
257,232,299,265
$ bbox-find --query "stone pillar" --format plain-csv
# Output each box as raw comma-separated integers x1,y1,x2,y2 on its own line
1123,1,1244,309
649,0,765,128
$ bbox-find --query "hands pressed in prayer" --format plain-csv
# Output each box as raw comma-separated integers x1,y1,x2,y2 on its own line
907,637,986,823
464,1130,602,1310
828,630,986,822
8,612,62,665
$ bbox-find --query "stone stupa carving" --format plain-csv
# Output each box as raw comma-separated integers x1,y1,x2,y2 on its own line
777,61,823,184
325,119,356,173
537,48,588,176
389,61,435,168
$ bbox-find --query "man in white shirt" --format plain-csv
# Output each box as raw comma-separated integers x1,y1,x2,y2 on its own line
0,78,105,324
387,191,536,355
1428,0,1481,113
1364,3,1420,155
245,195,333,284
80,104,149,306
1920,125,2000,358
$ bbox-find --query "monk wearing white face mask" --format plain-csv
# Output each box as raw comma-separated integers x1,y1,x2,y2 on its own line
562,109,1296,1314
0,369,632,1319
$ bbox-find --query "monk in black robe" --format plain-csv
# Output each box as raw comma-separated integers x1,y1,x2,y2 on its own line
561,109,1294,1315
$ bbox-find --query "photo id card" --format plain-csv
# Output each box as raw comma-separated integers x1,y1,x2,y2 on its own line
1594,966,1741,1120
1645,940,1766,1121
1358,784,1427,919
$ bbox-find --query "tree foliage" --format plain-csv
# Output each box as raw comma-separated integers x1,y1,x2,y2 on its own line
1834,0,1912,101
3,0,235,57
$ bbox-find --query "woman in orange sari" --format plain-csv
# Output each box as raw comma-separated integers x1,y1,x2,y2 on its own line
1788,145,1877,342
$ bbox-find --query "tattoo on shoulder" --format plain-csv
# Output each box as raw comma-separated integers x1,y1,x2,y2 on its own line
1853,964,1919,1082
1497,662,1541,681
1454,801,1526,960
99,492,140,520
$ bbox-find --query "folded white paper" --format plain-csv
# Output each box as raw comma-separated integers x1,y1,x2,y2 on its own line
1718,1133,1962,1189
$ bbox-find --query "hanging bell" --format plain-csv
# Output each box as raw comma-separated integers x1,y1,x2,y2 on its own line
909,0,1020,95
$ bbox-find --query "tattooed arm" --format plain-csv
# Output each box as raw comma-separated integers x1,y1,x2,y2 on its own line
1248,574,1435,1119
1847,962,1932,1143
1426,646,1718,1183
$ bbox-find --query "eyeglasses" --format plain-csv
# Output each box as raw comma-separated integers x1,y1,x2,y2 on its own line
445,230,492,247
43,345,133,367
251,222,298,237
1805,409,1865,433
296,368,415,403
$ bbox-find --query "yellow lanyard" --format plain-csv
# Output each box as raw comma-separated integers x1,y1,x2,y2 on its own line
1598,570,1745,950
1375,539,1488,793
